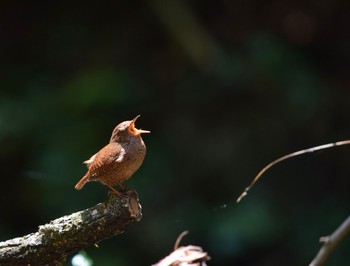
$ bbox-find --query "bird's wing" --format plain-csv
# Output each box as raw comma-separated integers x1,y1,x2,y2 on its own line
88,143,125,179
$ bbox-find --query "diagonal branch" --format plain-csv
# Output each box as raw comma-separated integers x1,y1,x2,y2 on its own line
0,191,142,266
309,215,350,266
237,140,350,202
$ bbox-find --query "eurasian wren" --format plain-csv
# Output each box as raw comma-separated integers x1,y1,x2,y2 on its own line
74,115,150,196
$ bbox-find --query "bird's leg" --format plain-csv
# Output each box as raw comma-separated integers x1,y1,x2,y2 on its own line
118,183,126,191
106,184,124,197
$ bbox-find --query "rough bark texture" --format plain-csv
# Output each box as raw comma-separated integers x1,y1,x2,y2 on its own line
0,191,142,266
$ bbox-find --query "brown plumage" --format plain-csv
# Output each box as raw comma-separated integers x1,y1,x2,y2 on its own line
75,115,150,196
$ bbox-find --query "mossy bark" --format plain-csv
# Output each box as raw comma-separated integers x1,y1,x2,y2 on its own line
0,191,142,266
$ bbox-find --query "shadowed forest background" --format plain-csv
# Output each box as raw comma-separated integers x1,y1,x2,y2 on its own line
1,1,350,265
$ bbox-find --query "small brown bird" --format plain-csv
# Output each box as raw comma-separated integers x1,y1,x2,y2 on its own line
75,115,150,196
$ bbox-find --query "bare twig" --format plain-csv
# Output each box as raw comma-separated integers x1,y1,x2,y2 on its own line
0,191,142,266
237,140,350,202
174,230,189,250
309,215,350,266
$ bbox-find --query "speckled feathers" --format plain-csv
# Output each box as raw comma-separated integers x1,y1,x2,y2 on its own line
74,116,149,195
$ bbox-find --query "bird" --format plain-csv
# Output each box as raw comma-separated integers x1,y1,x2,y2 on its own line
74,115,150,196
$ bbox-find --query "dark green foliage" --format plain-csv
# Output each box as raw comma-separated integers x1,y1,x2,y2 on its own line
1,1,349,265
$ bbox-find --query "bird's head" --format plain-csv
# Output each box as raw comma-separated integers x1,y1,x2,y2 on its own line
110,115,150,143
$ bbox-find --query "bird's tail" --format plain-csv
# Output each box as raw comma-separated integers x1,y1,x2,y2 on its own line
75,173,90,190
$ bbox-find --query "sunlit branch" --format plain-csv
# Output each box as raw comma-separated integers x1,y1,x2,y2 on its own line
0,192,142,265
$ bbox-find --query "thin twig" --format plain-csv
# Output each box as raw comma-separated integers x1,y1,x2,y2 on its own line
309,215,350,266
237,140,350,203
174,230,189,250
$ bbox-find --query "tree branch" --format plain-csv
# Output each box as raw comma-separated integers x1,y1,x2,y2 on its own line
309,215,350,266
0,191,142,266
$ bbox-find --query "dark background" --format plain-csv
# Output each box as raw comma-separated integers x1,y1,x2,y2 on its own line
1,1,350,265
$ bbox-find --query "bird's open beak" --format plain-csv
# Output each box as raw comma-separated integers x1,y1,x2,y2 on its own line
128,115,151,136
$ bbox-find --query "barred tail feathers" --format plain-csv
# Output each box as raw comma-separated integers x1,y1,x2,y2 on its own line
75,173,90,190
